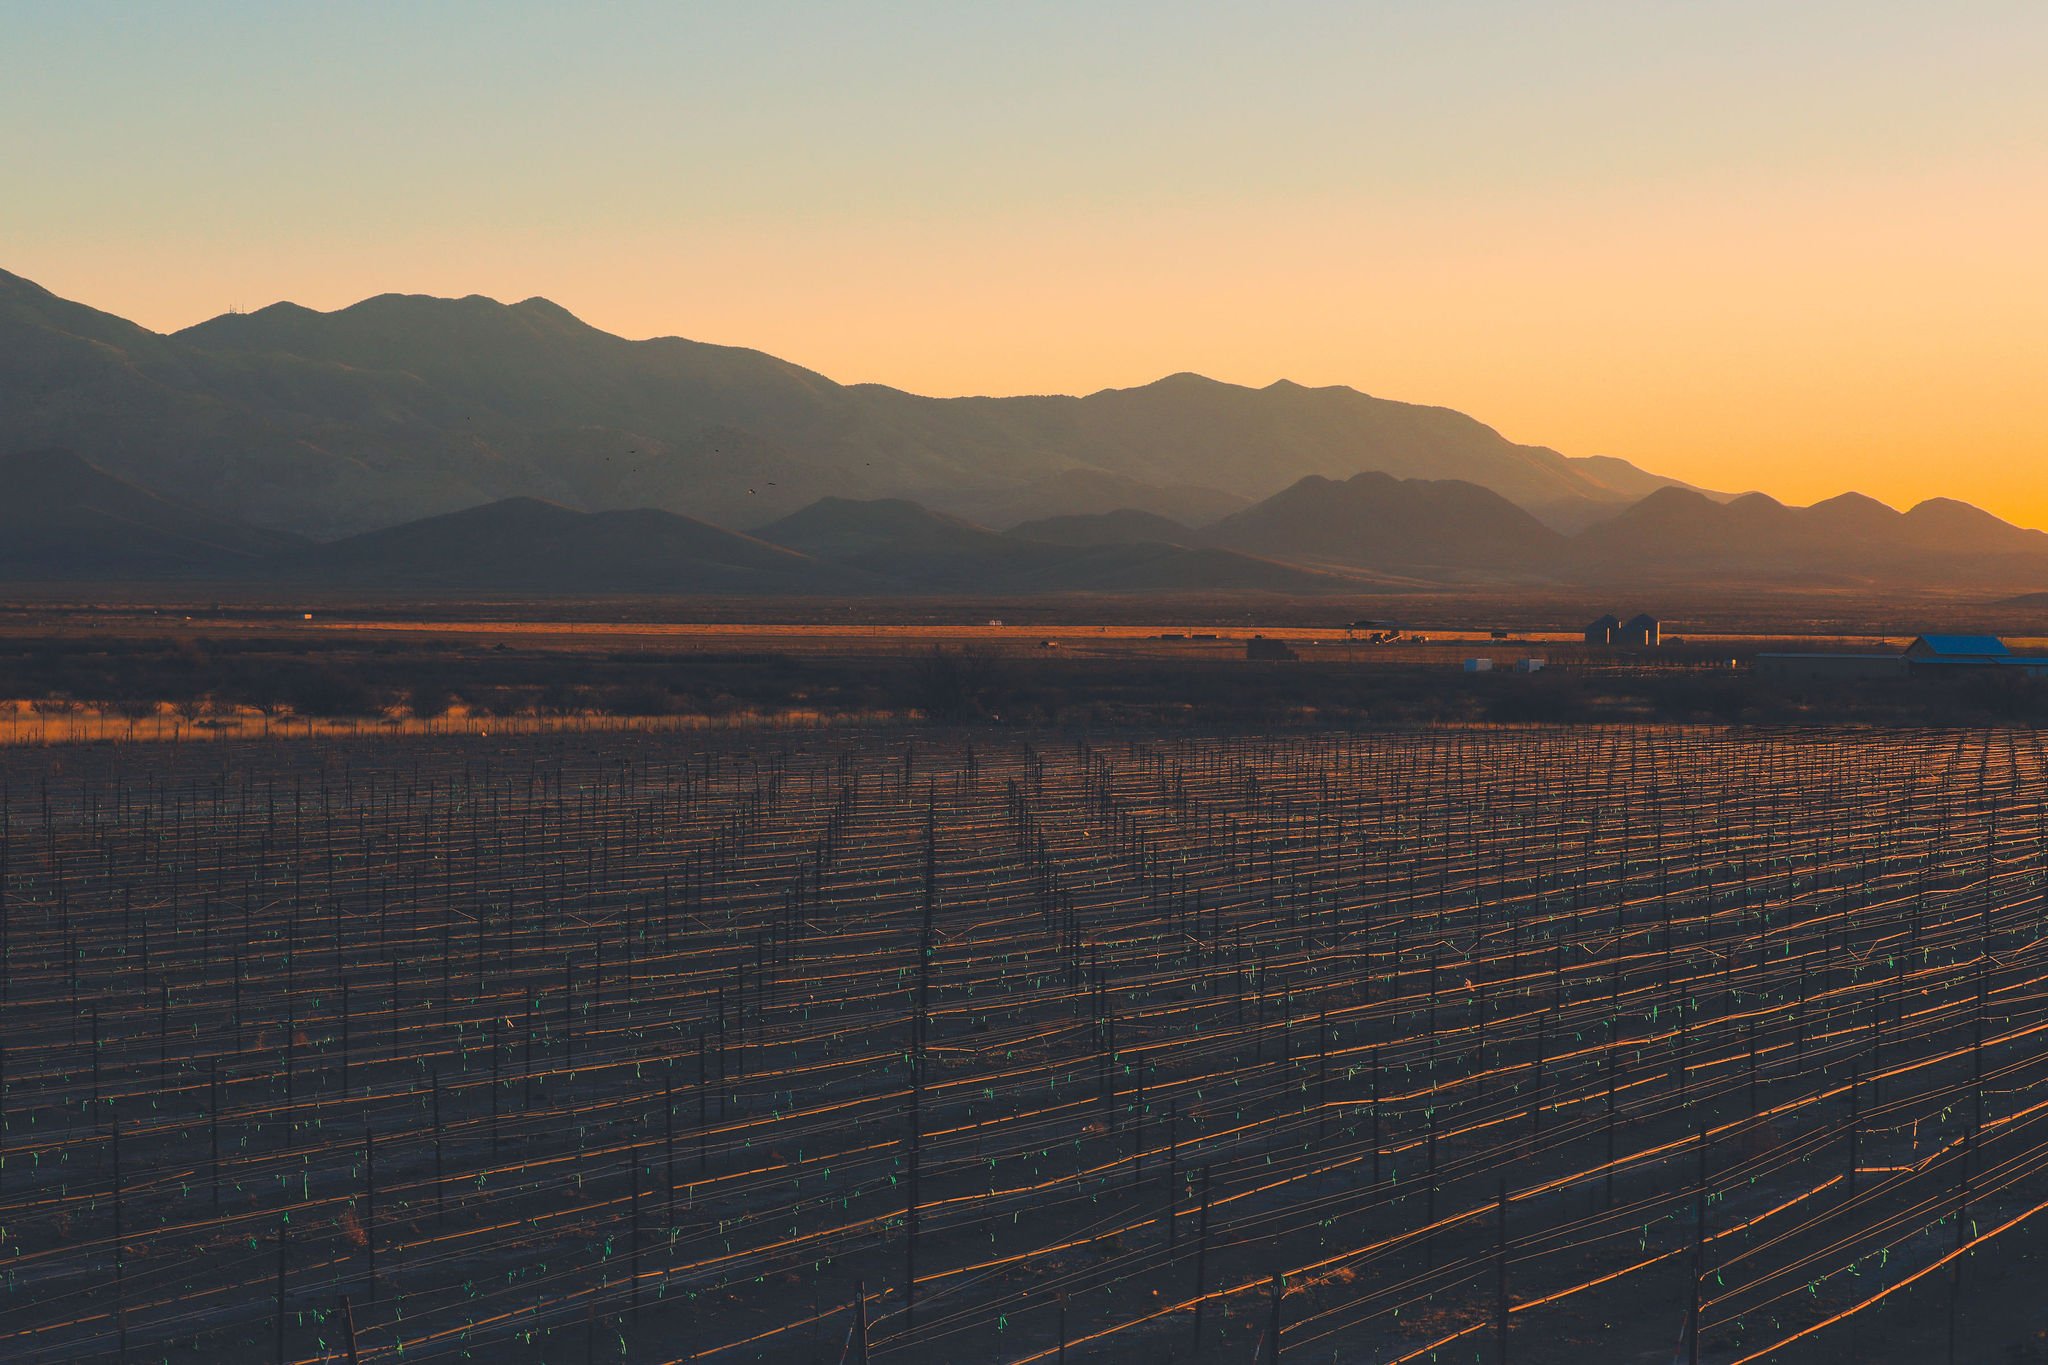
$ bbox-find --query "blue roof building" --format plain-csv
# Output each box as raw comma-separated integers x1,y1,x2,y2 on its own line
1904,636,2011,660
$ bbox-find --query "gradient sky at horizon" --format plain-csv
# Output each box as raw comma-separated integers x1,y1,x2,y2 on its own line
7,1,2047,523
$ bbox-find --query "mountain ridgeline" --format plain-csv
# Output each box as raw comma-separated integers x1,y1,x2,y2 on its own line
2,266,1687,538
8,449,2048,594
3,266,2045,593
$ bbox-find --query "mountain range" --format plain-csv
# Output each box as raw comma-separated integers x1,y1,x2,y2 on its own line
1,266,1692,538
9,447,2046,595
4,266,2045,595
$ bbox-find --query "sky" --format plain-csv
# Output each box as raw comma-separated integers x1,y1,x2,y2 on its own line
7,1,2047,523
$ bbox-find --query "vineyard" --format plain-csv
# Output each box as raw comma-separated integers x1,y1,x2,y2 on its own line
3,725,2048,1362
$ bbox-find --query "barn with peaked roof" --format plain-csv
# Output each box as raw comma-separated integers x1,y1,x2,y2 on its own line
1618,613,1661,648
1757,634,2048,682
1904,635,2010,662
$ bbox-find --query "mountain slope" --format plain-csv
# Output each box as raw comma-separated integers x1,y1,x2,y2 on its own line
1006,509,1196,547
3,268,1685,536
1570,487,2048,585
0,447,305,577
283,498,849,593
754,497,1370,593
11,268,2046,593
1205,472,1566,576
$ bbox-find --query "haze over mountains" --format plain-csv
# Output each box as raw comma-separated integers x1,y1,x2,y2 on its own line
4,266,2046,595
1,266,1688,535
0,448,305,578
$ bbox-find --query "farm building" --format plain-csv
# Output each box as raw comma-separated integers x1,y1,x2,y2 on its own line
1618,614,1662,647
1583,614,1620,645
1903,635,2010,664
1756,635,2048,682
1903,636,2048,676
1462,657,1494,673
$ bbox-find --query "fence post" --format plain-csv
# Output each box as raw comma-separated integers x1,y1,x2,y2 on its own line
1495,1178,1509,1365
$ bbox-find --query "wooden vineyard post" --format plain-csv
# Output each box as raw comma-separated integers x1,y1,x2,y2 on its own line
1424,1109,1439,1268
1194,1164,1213,1343
1688,1127,1706,1365
1949,1133,1971,1365
698,1025,710,1174
282,998,295,1153
905,1075,922,1338
629,1142,642,1316
274,1220,289,1365
1316,1009,1329,1143
1846,1070,1860,1198
488,1019,502,1161
1266,1272,1283,1365
1604,1043,1618,1209
339,974,350,1098
1370,1047,1382,1186
340,1295,362,1365
432,1069,446,1224
209,1058,221,1211
112,1119,126,1360
364,1125,377,1301
1494,1177,1509,1365
1164,1098,1179,1253
1747,1015,1759,1115
1132,1058,1145,1184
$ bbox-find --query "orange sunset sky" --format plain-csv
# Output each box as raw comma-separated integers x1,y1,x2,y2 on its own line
8,3,2046,524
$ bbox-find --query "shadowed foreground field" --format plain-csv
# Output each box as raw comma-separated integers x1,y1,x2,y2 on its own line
4,726,2048,1362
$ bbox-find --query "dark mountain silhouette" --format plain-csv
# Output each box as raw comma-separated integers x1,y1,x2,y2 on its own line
753,498,1006,562
9,267,2048,594
1203,472,1566,576
3,267,1688,537
1013,544,1376,594
1006,509,1196,547
0,448,305,577
1570,487,2048,585
754,497,1370,593
934,467,1247,529
284,498,850,594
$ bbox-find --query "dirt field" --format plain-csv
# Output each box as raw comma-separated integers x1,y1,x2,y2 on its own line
6,588,2048,735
